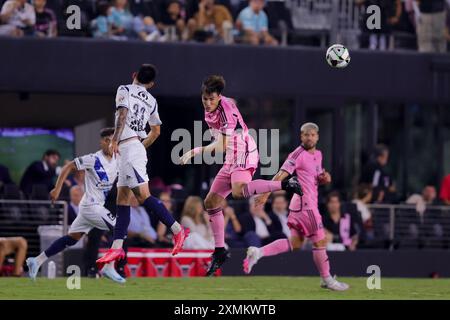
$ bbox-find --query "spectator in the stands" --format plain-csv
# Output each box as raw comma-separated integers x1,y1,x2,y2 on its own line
0,163,14,192
439,173,450,205
68,185,83,225
323,191,359,251
356,0,402,50
236,0,278,46
404,185,443,245
154,191,175,247
269,193,290,239
157,0,186,41
406,185,438,214
33,0,56,37
187,0,233,43
181,196,214,249
238,196,282,247
416,0,447,53
223,201,244,248
351,183,374,241
20,149,60,197
134,15,161,41
0,0,35,37
127,194,157,247
352,184,373,224
91,1,113,38
360,144,397,203
0,236,27,277
110,0,135,38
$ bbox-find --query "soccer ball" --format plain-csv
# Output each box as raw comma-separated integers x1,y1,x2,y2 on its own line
326,44,350,68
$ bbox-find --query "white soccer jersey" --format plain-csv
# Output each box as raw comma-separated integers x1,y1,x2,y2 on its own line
115,84,162,141
74,150,118,206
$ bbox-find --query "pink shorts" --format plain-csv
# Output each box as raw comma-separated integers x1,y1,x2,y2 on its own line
287,208,325,243
210,148,258,199
209,165,257,199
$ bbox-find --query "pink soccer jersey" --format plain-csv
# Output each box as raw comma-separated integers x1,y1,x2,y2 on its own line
280,146,324,212
204,96,258,169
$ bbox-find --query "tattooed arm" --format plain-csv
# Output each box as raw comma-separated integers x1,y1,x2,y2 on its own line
110,107,128,156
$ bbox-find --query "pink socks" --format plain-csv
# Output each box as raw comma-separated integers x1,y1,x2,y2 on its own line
242,180,282,198
261,239,291,257
207,207,225,248
312,247,331,278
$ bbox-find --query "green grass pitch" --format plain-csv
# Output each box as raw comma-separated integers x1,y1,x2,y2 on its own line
1,277,450,300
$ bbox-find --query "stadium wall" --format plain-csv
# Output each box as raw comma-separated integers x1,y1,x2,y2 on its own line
1,38,449,103
222,249,450,278
64,249,450,278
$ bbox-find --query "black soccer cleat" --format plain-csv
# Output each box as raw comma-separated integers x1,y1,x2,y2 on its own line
282,176,304,196
205,249,231,277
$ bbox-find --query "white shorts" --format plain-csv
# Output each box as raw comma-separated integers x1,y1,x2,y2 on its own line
68,205,116,234
117,139,149,189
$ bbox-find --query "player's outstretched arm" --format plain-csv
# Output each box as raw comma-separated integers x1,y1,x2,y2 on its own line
50,161,77,202
179,133,228,165
142,125,161,148
204,133,227,154
254,170,290,207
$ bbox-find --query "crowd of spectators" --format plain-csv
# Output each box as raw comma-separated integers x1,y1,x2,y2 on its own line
0,0,280,45
0,142,450,277
0,0,448,51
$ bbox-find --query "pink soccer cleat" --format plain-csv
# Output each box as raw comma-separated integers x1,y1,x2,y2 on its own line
243,246,262,274
171,227,190,256
96,248,125,270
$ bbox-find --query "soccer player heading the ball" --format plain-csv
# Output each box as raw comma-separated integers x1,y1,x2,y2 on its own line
180,75,304,276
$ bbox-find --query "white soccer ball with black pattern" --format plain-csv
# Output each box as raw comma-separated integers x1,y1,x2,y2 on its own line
326,44,350,68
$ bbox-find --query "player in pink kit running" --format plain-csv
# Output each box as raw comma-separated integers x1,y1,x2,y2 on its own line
180,75,303,276
243,122,349,291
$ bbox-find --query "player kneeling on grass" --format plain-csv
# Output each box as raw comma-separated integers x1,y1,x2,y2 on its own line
26,128,126,284
243,122,349,291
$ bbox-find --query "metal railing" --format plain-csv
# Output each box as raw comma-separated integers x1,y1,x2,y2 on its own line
367,204,450,251
284,0,364,48
0,200,68,276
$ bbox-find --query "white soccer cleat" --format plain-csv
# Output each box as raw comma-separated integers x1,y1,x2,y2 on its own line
320,275,350,291
101,265,126,284
26,257,39,281
243,246,262,274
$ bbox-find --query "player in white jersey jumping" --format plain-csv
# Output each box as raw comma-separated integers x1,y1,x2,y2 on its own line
26,128,126,283
96,64,189,269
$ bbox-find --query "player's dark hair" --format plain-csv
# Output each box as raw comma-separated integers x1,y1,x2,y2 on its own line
100,127,115,138
201,75,226,95
136,64,157,84
326,191,341,203
43,149,60,159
